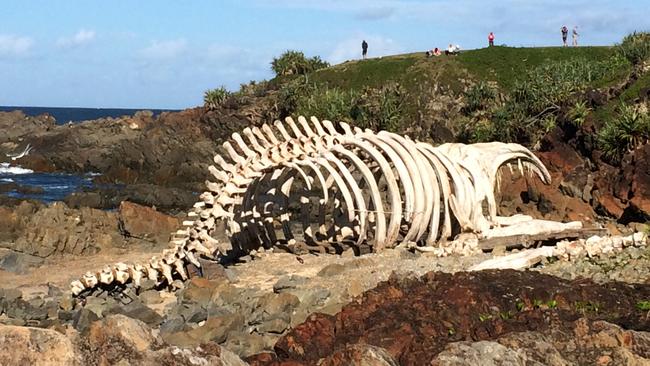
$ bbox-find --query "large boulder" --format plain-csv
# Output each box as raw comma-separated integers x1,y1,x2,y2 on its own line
118,201,180,244
80,314,248,365
0,325,79,365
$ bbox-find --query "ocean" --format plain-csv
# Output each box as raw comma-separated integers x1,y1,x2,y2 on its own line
0,105,179,124
0,163,98,203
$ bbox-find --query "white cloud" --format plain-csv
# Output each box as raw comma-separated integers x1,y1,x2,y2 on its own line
0,34,33,56
139,39,187,59
327,35,404,64
56,29,96,48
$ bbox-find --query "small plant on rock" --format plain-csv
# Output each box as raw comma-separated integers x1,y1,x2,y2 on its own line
478,313,493,322
598,103,650,162
568,101,590,127
637,301,650,311
203,86,231,110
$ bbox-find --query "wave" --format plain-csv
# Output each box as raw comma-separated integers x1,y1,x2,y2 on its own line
45,185,72,189
0,163,34,175
0,178,14,182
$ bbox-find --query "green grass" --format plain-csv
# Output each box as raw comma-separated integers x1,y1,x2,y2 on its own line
309,54,420,91
457,46,618,91
296,46,621,96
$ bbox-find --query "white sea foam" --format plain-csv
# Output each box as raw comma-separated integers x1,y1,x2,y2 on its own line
47,185,71,189
0,162,34,175
0,178,14,182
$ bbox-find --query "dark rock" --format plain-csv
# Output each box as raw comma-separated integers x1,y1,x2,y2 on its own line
257,317,290,334
58,310,75,322
73,307,101,333
537,195,555,215
163,313,244,347
252,292,300,323
159,316,186,333
0,251,44,274
139,290,163,305
178,304,208,323
105,300,163,326
273,275,308,293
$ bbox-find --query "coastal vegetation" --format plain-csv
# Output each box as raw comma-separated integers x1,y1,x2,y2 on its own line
270,50,330,77
200,31,650,162
203,86,231,110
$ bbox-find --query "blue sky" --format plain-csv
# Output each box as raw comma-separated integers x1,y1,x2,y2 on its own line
1,0,648,109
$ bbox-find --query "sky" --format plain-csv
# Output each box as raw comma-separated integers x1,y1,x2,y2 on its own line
1,0,648,109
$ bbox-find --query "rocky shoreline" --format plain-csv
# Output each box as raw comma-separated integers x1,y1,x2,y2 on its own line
1,101,650,364
2,244,650,364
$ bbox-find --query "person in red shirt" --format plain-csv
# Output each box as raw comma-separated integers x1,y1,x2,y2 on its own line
488,32,495,47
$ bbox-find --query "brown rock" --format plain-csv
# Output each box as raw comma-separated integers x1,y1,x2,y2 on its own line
274,313,336,362
88,314,157,353
164,313,244,347
0,325,79,365
118,201,180,244
254,270,650,365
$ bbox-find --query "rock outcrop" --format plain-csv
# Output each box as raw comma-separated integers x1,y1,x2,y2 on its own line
0,200,179,259
0,315,248,366
248,269,650,365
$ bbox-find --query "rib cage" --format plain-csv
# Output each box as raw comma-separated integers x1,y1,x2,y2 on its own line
70,116,551,295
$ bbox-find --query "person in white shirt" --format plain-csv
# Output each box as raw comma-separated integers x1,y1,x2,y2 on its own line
572,26,579,46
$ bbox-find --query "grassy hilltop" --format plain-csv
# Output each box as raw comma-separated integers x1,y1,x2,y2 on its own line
205,33,650,164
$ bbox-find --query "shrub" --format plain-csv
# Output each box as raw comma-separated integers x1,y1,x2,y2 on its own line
271,50,330,77
203,86,230,110
237,80,269,98
296,85,359,123
568,100,590,126
463,81,496,114
618,32,650,65
354,83,407,132
598,103,650,162
511,58,623,116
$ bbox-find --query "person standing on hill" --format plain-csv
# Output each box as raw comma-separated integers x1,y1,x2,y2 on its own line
572,26,579,46
561,26,569,46
488,32,495,47
362,40,368,59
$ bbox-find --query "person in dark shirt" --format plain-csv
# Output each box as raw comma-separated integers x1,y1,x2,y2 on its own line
561,26,568,47
362,40,368,59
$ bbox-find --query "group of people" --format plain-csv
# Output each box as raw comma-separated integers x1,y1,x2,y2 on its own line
362,26,580,60
426,44,461,57
561,25,579,46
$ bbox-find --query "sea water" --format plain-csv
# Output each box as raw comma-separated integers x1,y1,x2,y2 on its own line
0,162,95,203
0,106,178,124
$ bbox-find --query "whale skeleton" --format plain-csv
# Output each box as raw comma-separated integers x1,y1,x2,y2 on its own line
6,143,33,161
71,116,572,296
